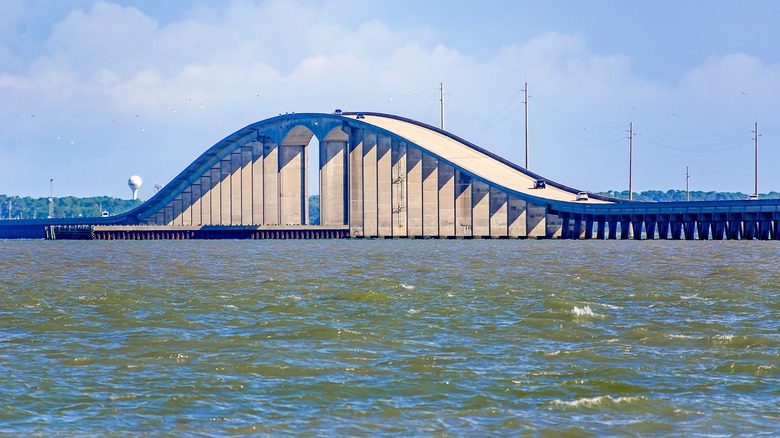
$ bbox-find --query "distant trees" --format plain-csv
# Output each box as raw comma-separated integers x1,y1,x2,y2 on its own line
309,195,320,225
0,194,322,222
600,190,780,202
2,190,778,220
0,195,142,219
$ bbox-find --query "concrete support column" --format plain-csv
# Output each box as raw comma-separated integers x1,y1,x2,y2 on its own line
560,214,571,239
632,220,643,240
391,141,407,236
728,220,741,240
210,166,221,225
362,131,378,237
200,173,211,225
744,220,756,240
438,162,455,237
191,183,202,225
526,202,546,238
584,216,594,239
263,141,279,225
422,154,439,236
454,170,472,237
472,180,490,237
241,145,253,224
657,221,669,239
251,140,264,225
349,135,364,237
406,147,423,237
546,212,562,238
759,220,771,240
697,221,711,240
220,158,231,225
619,218,631,240
671,221,683,240
712,221,726,240
507,194,526,238
489,187,508,238
572,214,583,240
607,218,618,240
321,140,347,227
684,221,696,240
645,220,656,240
596,217,606,239
376,136,392,236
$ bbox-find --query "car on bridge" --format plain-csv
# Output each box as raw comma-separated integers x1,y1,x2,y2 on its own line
576,191,589,201
533,179,546,189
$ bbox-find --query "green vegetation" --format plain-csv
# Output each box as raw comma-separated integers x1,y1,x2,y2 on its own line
600,190,780,202
309,195,320,225
2,191,777,220
0,195,142,219
0,194,322,222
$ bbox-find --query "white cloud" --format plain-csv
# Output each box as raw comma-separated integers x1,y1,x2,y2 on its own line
1,0,780,197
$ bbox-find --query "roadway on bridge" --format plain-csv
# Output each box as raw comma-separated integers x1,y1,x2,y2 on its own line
353,114,612,204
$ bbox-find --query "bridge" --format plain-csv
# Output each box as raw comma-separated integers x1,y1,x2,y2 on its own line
2,111,779,240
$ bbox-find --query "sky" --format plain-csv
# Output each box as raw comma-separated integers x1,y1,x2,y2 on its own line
2,0,780,200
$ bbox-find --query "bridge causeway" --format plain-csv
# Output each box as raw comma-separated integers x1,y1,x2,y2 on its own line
2,111,778,241
553,199,780,240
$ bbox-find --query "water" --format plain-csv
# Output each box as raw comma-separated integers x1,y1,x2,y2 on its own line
1,239,778,436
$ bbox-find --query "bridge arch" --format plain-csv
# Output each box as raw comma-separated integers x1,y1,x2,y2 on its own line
113,112,621,238
8,112,780,241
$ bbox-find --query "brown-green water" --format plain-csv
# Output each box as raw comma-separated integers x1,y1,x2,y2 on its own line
1,239,778,436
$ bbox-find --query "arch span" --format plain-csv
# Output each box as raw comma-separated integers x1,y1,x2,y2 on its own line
108,112,620,238
2,112,638,240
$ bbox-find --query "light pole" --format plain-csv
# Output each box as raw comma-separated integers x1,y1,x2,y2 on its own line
753,122,760,199
628,122,634,200
523,82,529,169
48,179,54,218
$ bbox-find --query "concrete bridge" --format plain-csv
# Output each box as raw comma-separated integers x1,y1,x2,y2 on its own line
2,111,779,240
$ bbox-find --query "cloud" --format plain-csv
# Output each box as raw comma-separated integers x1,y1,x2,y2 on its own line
1,0,780,197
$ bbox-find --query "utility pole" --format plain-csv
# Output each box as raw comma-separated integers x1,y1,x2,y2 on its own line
628,122,634,201
523,82,529,169
686,166,690,201
753,122,760,199
48,178,54,219
439,82,445,130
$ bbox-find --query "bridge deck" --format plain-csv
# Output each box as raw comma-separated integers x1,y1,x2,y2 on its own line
355,114,612,204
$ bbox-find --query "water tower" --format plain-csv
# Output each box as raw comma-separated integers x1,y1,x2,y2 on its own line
128,175,142,200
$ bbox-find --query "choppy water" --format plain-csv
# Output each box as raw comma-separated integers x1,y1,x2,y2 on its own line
1,239,778,436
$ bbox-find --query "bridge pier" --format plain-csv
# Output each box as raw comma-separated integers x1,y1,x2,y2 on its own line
607,217,618,240
571,214,583,240
759,220,772,240
596,218,606,239
697,220,711,240
619,217,631,239
712,221,726,240
728,220,741,240
657,220,670,239
671,221,683,240
645,219,657,240
744,220,757,240
584,217,594,239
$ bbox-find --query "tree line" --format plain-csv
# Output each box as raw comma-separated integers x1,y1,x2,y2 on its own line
2,190,776,221
0,195,142,220
598,190,780,202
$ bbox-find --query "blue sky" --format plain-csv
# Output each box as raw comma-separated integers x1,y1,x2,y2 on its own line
2,0,779,199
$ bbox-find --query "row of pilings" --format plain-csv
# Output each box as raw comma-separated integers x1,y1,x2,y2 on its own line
560,213,780,240
44,226,350,240
93,228,349,240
